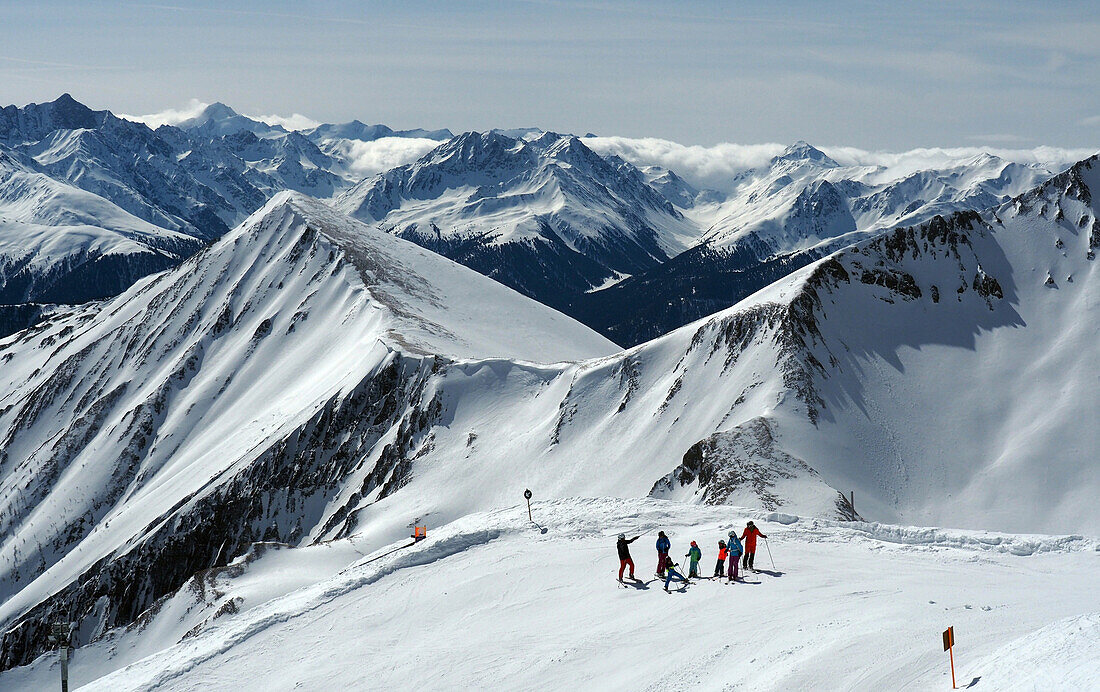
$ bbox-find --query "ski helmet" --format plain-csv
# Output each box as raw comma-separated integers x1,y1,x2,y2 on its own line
747,520,755,527
690,541,697,546
618,533,626,540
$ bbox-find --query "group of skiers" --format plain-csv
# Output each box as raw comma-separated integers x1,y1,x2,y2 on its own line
616,521,768,592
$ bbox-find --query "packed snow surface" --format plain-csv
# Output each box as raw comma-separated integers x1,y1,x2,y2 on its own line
2,498,1095,690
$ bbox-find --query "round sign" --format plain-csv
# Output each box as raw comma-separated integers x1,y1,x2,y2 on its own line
524,489,532,500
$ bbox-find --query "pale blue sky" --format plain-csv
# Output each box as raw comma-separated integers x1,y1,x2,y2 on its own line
3,0,1099,148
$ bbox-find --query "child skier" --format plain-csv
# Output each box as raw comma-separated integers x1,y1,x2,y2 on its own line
714,540,728,578
726,530,744,582
655,531,671,577
663,555,690,592
685,541,702,578
740,521,767,571
616,533,639,582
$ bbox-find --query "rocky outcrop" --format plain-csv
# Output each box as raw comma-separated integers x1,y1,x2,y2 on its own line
651,417,860,520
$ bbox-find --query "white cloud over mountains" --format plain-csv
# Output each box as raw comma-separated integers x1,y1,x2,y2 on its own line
251,112,322,131
117,98,210,129
585,137,786,192
324,137,440,177
586,136,1098,193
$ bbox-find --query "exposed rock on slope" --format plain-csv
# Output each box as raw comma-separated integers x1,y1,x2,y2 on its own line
651,417,861,519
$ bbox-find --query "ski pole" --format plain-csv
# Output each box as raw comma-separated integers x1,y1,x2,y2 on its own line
763,536,775,570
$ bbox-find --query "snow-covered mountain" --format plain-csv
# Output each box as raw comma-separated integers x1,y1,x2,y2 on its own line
575,142,1063,345
172,102,289,139
2,156,1098,675
1,95,1073,352
1,95,424,244
0,193,617,669
302,119,453,143
334,131,700,309
698,142,1056,253
3,95,241,239
0,147,201,334
160,126,350,199
0,96,447,338
166,102,452,198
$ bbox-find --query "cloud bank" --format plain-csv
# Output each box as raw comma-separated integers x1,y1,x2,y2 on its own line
326,137,441,177
250,112,321,131
117,98,210,129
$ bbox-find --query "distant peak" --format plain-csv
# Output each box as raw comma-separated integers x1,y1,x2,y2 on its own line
450,130,518,148
964,151,1004,167
47,92,94,115
52,93,81,106
202,102,239,120
426,131,522,165
531,131,564,146
774,140,839,168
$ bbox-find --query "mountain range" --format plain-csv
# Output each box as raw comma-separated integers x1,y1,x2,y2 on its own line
0,144,1097,674
0,95,1071,347
0,95,455,336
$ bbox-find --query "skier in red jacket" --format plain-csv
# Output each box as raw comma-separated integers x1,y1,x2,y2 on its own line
713,540,728,578
740,521,767,571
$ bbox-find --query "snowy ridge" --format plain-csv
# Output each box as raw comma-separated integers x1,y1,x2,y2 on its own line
0,96,467,339
0,148,199,308
730,159,1100,534
569,143,1062,346
695,142,1057,255
334,131,699,308
0,194,614,669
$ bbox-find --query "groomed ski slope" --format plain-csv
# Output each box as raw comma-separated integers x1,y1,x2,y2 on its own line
6,498,1096,691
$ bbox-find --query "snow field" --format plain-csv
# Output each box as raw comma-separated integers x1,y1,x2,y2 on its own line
6,497,1095,691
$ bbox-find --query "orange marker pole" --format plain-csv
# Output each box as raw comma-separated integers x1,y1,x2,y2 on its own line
943,626,957,689
948,642,956,689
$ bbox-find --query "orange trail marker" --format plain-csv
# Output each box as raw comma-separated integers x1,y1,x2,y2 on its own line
942,626,956,688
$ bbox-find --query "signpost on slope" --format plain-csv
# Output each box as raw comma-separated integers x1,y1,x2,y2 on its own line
524,489,533,522
48,622,71,692
942,626,956,689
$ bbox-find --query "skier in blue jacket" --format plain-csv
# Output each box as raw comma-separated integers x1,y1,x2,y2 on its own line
655,531,671,577
726,530,744,582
